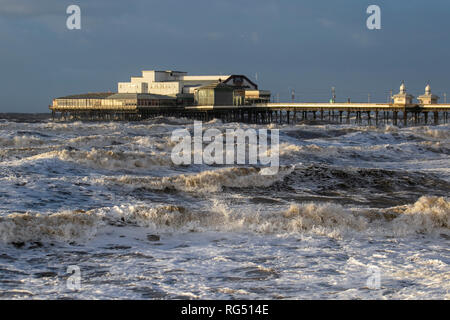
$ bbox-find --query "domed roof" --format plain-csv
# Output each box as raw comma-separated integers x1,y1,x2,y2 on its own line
400,81,406,93
425,84,431,94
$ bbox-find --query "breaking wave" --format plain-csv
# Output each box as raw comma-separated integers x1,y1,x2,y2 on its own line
387,196,450,234
1,196,447,244
26,148,173,169
107,166,295,192
0,210,100,243
0,136,45,148
105,196,450,236
410,126,450,140
281,165,450,197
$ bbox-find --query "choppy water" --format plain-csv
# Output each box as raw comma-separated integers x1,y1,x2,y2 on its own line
0,114,449,299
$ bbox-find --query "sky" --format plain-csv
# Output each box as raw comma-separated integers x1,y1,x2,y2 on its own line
1,0,450,112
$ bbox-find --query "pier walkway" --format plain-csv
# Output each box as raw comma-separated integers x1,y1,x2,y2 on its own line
50,102,450,126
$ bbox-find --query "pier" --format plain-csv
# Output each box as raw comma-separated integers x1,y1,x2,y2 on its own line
49,72,450,126
50,102,449,126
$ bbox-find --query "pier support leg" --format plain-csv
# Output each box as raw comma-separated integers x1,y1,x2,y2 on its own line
434,112,439,125
403,111,407,126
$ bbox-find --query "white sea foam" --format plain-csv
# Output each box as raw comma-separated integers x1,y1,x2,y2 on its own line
0,196,436,244
24,148,173,169
108,166,295,192
389,196,450,235
410,125,450,140
109,196,448,236
0,136,45,147
0,118,448,299
0,210,101,243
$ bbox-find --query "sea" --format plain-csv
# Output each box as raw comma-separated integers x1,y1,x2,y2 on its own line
0,113,448,299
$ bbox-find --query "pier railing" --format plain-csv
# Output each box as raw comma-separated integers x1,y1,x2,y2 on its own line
49,102,449,126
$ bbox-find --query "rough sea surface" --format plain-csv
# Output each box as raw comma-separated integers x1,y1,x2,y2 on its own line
0,114,448,299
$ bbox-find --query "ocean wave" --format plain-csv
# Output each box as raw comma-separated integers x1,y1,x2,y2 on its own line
104,196,450,236
0,210,100,243
133,136,177,151
410,125,450,140
280,165,450,197
386,196,450,234
1,196,447,244
25,148,173,169
66,135,130,147
278,143,321,157
0,136,45,148
107,166,295,192
276,139,445,163
95,201,368,236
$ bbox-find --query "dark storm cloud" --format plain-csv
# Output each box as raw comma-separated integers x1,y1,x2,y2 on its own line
0,0,449,112
0,0,60,18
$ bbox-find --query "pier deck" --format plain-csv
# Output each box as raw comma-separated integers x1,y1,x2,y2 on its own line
50,102,450,126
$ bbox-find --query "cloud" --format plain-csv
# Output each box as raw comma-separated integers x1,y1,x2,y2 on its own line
0,0,138,20
317,18,335,28
206,32,224,41
0,0,62,18
214,0,281,19
250,32,260,44
351,32,376,48
240,31,260,44
316,16,378,48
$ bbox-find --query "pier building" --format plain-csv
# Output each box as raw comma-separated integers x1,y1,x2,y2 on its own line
392,82,414,106
50,74,449,126
418,84,439,105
